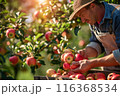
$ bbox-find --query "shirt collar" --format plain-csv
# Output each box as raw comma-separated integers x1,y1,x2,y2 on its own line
100,2,114,25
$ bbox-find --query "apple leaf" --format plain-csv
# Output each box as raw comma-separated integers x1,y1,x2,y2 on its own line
74,26,81,36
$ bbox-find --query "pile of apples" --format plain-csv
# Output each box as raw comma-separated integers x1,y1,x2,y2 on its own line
46,68,120,80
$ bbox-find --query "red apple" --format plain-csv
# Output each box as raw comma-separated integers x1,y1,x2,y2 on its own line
51,73,61,78
74,53,84,61
64,53,74,64
26,57,36,66
107,73,116,80
46,68,56,77
45,31,54,42
75,74,86,80
34,11,40,19
53,46,59,54
86,73,95,80
6,28,15,38
61,53,65,62
94,73,106,80
37,63,41,68
111,74,120,80
9,56,19,65
69,74,76,79
63,62,70,70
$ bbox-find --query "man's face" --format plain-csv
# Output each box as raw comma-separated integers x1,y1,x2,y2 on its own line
76,6,97,25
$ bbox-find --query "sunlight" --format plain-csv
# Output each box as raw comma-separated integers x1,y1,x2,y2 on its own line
37,0,47,4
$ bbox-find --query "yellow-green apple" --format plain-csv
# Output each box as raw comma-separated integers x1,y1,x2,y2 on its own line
75,74,86,80
45,31,54,42
6,28,15,38
74,53,83,61
46,68,56,77
26,57,36,66
63,62,70,70
107,73,116,80
94,73,106,80
64,53,74,64
111,74,120,80
9,56,19,65
86,73,95,80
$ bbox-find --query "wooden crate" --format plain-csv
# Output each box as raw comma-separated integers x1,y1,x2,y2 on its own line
34,69,120,80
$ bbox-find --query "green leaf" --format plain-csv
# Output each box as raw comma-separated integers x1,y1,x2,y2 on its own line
10,18,16,23
34,33,43,42
18,12,26,19
74,26,81,36
1,10,9,14
39,60,45,65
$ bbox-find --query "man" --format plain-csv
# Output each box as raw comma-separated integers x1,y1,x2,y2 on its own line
69,0,120,73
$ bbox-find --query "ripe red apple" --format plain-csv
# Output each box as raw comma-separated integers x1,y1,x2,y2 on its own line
37,63,41,68
63,62,70,70
86,73,95,80
26,57,36,66
45,31,54,42
74,53,84,61
53,46,60,54
46,68,56,77
107,73,116,80
75,74,86,80
61,53,65,62
34,11,40,19
9,56,19,65
6,28,15,38
51,73,61,78
69,74,76,79
111,74,120,80
94,73,106,80
64,53,74,64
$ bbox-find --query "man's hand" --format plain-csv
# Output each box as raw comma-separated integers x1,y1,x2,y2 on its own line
71,60,93,73
78,47,98,58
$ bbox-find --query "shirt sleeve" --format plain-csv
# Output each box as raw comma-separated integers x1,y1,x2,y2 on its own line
86,25,105,56
113,49,120,64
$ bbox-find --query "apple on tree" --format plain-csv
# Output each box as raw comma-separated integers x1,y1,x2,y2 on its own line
6,28,15,38
26,57,36,66
9,56,19,65
45,31,54,42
